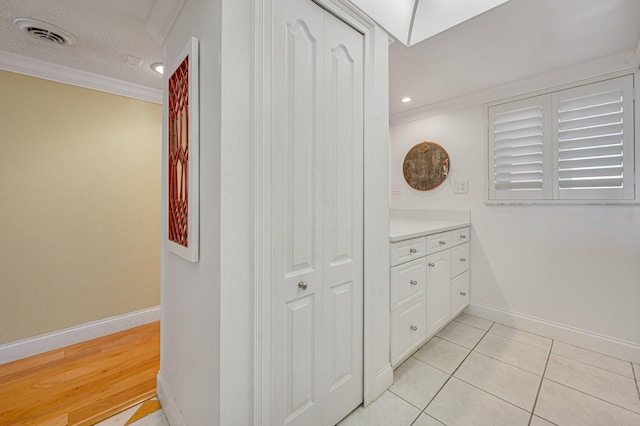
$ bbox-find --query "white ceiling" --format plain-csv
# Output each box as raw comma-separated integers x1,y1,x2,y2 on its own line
0,0,164,91
349,0,509,46
389,0,640,118
0,0,638,118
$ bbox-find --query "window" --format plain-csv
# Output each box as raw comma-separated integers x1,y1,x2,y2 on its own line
488,75,635,203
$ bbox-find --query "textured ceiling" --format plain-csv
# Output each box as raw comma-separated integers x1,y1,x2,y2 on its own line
0,0,162,90
0,0,638,115
390,0,640,118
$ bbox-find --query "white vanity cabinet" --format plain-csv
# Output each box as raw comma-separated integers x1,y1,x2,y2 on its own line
389,224,470,367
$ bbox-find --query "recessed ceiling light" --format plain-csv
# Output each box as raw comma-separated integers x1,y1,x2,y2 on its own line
151,63,164,75
401,97,412,103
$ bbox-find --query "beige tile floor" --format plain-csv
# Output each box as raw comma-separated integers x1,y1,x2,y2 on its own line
106,313,640,425
95,397,169,426
339,312,640,426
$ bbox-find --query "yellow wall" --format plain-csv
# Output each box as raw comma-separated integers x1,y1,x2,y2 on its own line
0,70,161,345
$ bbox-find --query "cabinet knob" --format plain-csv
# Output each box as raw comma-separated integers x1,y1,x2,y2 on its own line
460,235,467,239
410,280,418,286
428,262,435,267
439,240,446,245
460,258,466,262
298,281,308,291
460,291,467,296
409,248,417,254
410,325,418,331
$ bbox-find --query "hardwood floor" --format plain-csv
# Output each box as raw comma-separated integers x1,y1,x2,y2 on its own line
0,321,160,426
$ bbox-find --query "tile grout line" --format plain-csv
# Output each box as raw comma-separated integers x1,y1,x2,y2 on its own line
542,376,640,416
415,321,496,424
527,339,553,425
633,363,640,403
550,351,637,381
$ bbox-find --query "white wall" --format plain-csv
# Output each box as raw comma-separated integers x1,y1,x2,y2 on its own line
160,1,392,424
160,0,223,424
390,104,640,362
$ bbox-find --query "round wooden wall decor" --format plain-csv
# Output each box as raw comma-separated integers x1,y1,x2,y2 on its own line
403,141,450,191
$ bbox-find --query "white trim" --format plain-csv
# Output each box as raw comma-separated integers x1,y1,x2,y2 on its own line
370,364,394,402
0,50,162,104
253,0,271,424
466,302,640,364
0,306,160,365
390,48,639,124
157,372,187,426
165,36,200,262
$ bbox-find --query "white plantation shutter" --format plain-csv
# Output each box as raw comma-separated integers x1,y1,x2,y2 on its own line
488,74,635,203
554,76,634,200
489,95,551,199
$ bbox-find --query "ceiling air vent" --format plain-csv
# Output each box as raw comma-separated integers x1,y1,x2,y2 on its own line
13,18,76,46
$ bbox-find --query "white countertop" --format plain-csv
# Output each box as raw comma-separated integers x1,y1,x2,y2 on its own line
390,217,470,242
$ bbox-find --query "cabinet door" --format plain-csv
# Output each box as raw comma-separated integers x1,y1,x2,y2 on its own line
451,271,470,317
450,227,470,247
390,257,426,311
426,250,451,337
390,237,426,266
451,243,469,278
390,295,427,366
426,232,450,254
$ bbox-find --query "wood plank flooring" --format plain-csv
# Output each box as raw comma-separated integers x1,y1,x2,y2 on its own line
0,321,160,426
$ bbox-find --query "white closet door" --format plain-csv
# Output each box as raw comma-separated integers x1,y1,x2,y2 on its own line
271,0,364,425
321,10,363,426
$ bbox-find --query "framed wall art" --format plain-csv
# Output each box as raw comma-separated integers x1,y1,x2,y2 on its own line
166,36,199,262
403,141,450,191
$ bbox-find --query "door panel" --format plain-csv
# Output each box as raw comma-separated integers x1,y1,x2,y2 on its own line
426,251,451,337
322,10,363,426
272,1,364,425
285,296,317,422
272,2,324,425
327,281,354,390
285,19,318,277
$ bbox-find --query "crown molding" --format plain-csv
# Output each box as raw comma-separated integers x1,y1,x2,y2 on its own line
390,48,639,124
0,50,162,104
145,0,187,45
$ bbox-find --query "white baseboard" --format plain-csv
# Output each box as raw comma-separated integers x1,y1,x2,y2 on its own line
364,363,393,406
157,371,186,426
0,306,160,365
466,302,640,364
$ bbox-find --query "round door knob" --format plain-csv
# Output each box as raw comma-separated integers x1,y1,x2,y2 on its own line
428,262,435,267
460,258,466,262
410,280,418,286
460,235,467,239
439,240,446,245
460,291,467,296
298,281,308,291
410,325,418,331
409,248,417,254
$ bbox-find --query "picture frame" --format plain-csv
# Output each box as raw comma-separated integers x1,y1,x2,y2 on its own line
166,36,199,262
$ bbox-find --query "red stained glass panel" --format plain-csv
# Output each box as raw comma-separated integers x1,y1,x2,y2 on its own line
168,56,189,247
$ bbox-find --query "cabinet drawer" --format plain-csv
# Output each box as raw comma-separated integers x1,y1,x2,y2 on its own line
451,271,470,317
450,227,470,247
390,237,426,266
451,243,470,278
390,257,426,311
426,232,450,254
390,295,427,366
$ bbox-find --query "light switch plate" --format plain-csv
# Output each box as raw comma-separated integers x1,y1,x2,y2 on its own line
392,183,402,195
454,179,469,194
